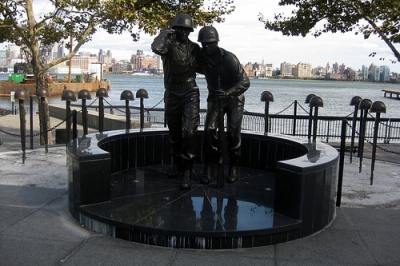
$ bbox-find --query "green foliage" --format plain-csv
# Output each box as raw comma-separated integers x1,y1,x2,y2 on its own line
259,0,400,62
0,0,235,75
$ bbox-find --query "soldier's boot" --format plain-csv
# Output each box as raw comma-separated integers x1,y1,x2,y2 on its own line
201,163,213,185
168,155,182,179
181,160,193,189
227,158,239,184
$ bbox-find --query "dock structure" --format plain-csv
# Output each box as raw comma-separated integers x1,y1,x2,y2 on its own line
382,89,400,100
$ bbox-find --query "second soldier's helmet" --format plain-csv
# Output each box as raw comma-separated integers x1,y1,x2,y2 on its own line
172,14,194,32
198,26,219,42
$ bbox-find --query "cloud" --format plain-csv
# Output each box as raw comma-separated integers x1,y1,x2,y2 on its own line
78,0,399,72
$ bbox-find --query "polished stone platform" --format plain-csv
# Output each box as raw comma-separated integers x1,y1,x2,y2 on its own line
79,164,302,249
68,129,338,249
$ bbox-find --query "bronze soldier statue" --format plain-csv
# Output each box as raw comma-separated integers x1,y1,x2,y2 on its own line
197,26,250,185
151,14,200,189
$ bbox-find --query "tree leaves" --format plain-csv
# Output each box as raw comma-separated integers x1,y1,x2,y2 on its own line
259,0,400,63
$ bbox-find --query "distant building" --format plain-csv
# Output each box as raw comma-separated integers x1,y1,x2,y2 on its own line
371,66,380,81
361,65,368,80
280,62,293,77
293,62,312,78
380,66,390,82
0,50,6,67
265,63,273,77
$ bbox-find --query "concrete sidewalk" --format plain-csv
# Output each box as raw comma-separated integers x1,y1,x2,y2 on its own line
1,184,400,265
1,113,400,265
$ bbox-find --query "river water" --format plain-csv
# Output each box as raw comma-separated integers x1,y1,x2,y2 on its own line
1,73,399,118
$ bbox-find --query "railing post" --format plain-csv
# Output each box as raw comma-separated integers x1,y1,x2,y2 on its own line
136,89,149,131
349,96,362,163
61,90,77,144
14,89,29,163
292,100,297,136
369,101,386,185
384,119,390,144
337,119,347,207
96,88,109,133
29,95,33,149
120,90,135,131
261,91,274,135
72,110,78,139
305,94,316,141
309,96,324,143
78,90,92,136
358,99,372,173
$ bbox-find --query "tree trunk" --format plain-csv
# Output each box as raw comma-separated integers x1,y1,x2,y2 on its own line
35,71,53,146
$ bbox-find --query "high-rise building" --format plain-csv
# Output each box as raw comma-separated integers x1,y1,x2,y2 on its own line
265,63,273,77
131,50,145,71
380,66,390,82
372,66,380,81
280,62,293,77
293,62,312,78
361,65,369,80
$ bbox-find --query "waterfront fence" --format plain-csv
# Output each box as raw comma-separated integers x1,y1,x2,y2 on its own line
78,104,400,144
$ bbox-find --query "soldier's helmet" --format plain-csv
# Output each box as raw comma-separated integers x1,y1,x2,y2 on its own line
172,14,194,32
198,26,219,42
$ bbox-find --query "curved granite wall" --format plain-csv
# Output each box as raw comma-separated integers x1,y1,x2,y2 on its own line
67,128,338,245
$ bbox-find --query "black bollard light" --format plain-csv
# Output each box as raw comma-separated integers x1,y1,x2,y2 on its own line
260,91,274,135
349,96,362,163
136,89,149,131
37,87,50,153
78,89,92,136
358,98,372,173
292,100,298,136
29,96,33,149
305,94,316,141
14,89,30,163
96,88,109,133
120,90,135,130
369,101,386,185
309,96,324,143
61,90,77,144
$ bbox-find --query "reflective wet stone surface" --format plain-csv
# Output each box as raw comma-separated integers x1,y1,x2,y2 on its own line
80,164,302,248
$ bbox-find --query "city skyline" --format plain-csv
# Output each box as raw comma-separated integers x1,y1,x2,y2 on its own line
1,0,399,72
77,0,400,73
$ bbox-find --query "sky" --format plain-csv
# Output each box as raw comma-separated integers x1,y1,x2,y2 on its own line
3,0,400,72
81,0,400,72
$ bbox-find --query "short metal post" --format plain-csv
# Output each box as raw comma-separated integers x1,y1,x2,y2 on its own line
82,99,88,135
305,94,316,141
337,119,347,207
120,90,134,131
140,98,144,131
96,88,109,133
99,97,104,132
29,96,33,149
18,99,26,163
358,99,372,173
349,96,361,163
61,90,77,144
15,89,29,162
78,89,92,136
260,91,274,135
309,96,323,143
369,101,386,185
72,110,78,139
136,89,149,132
292,100,297,136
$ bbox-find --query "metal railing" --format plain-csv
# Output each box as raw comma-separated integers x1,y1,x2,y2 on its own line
74,104,400,144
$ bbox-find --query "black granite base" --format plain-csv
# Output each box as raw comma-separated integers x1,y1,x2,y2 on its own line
79,164,302,249
68,129,338,249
